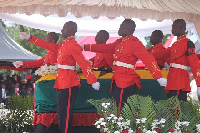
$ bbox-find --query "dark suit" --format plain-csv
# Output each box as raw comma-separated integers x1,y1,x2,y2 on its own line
0,88,9,106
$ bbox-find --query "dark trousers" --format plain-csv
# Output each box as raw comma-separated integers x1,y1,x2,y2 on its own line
111,81,136,108
34,123,59,133
167,90,187,101
57,87,78,133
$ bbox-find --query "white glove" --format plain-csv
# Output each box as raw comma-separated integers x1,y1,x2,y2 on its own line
197,87,200,97
92,82,100,91
89,61,93,65
19,32,30,40
157,78,167,87
12,61,23,68
80,44,85,49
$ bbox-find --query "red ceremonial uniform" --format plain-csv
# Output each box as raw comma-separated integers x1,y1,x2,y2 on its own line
22,51,57,68
85,35,162,90
29,36,97,89
21,44,58,128
197,54,200,60
89,53,114,68
147,43,167,66
153,35,200,93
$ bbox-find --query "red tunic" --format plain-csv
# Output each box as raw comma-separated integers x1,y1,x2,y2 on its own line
153,35,200,92
29,36,97,89
89,53,114,68
22,51,57,68
85,35,162,90
22,44,58,127
147,43,166,66
197,54,200,60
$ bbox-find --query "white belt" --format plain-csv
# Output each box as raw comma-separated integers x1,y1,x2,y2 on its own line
113,61,135,69
57,64,75,70
170,63,189,71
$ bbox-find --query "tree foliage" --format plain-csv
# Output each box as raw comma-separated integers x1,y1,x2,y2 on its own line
145,34,171,49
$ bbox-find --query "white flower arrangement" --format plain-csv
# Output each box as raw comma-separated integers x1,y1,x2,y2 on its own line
94,102,133,133
173,120,190,133
196,124,200,132
135,118,166,133
151,118,166,132
35,64,57,76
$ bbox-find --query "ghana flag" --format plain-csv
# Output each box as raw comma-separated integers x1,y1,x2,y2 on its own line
34,74,57,114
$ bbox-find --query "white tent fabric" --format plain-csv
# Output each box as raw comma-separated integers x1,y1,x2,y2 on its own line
0,0,200,21
0,23,39,62
0,0,200,40
0,13,198,38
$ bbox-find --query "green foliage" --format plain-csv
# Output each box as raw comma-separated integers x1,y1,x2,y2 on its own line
153,97,181,133
1,95,34,132
121,95,155,130
89,95,200,132
88,98,118,117
179,100,200,132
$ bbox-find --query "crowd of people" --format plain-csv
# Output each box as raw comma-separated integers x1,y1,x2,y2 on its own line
0,74,34,106
10,18,200,133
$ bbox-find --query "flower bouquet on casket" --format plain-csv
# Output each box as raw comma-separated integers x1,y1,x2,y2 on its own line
35,64,57,76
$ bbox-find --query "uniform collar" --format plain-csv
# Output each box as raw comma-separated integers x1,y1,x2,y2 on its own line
154,43,163,47
177,35,186,41
63,36,75,42
122,34,138,41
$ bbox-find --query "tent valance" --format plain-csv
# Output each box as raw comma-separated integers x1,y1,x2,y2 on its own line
0,0,200,22
1,0,200,40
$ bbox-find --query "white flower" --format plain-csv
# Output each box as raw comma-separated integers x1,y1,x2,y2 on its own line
114,116,118,120
97,125,100,128
196,124,200,132
94,121,99,125
103,128,109,132
101,122,106,126
136,119,141,124
99,118,104,122
110,114,115,117
118,117,123,121
160,118,166,124
181,121,190,126
107,117,112,120
102,103,106,106
153,119,158,122
141,118,147,123
145,130,151,133
114,131,120,133
126,120,130,125
128,129,134,133
106,103,110,105
117,122,122,126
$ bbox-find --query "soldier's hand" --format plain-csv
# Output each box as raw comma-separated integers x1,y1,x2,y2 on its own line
157,78,167,87
12,61,23,68
19,32,30,40
92,82,100,91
